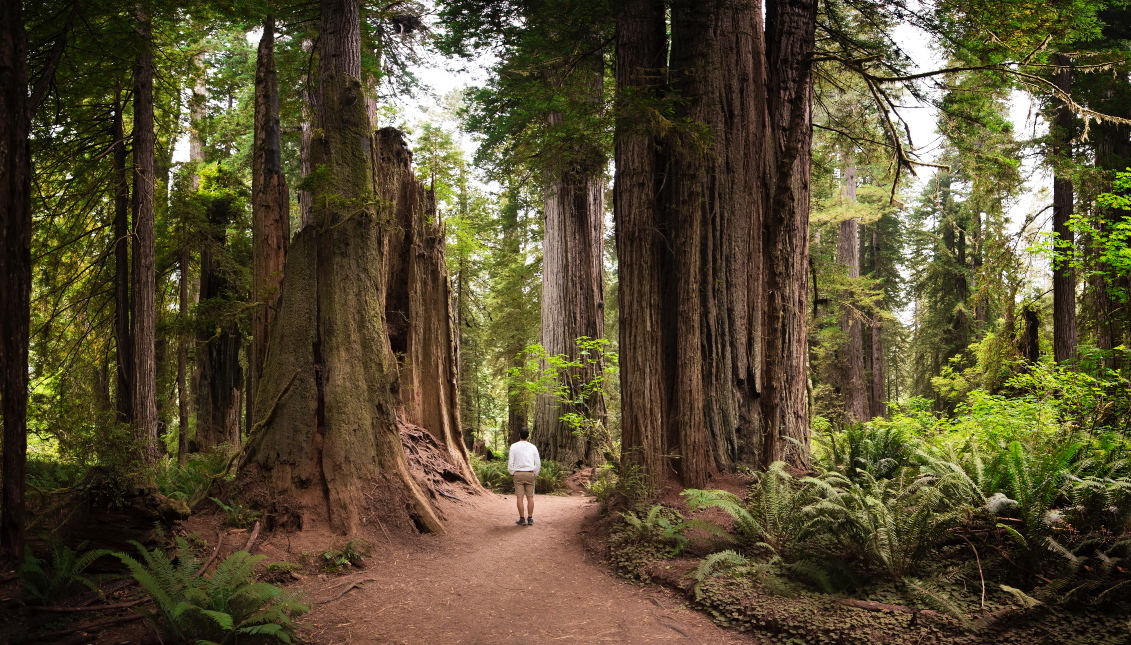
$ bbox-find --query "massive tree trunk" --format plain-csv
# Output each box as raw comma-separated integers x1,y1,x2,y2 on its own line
1051,53,1077,365
0,0,31,563
131,6,159,465
837,161,866,423
759,0,815,469
196,195,243,450
870,226,886,419
112,94,134,424
241,0,474,536
533,92,607,468
249,16,290,448
615,0,670,488
618,0,788,490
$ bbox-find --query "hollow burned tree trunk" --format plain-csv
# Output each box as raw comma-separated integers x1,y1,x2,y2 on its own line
240,0,474,536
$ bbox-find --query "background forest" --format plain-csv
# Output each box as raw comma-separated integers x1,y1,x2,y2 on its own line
1,0,1131,641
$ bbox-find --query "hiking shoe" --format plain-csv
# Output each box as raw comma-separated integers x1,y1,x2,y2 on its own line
527,517,534,525
516,517,526,525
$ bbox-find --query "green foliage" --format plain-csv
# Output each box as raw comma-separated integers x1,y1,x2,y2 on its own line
19,542,110,604
156,449,232,508
815,423,916,481
583,464,617,512
117,538,308,645
320,540,369,574
684,462,821,560
469,455,567,494
210,497,261,529
621,505,732,557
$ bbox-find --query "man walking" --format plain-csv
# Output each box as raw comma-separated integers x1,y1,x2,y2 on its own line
508,428,540,526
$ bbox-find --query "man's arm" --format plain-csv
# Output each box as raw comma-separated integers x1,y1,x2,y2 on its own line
507,446,516,475
532,447,541,476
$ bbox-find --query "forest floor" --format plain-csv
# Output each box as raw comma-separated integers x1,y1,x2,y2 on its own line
3,490,761,645
293,492,759,645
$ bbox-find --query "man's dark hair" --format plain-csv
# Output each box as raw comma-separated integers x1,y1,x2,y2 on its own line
519,428,529,441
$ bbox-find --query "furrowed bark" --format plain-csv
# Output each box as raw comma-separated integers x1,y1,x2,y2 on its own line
870,226,886,419
533,77,607,468
615,0,669,489
762,0,815,469
131,5,159,465
1051,53,1077,365
250,15,290,448
837,160,865,423
0,0,32,563
243,0,471,536
112,94,134,424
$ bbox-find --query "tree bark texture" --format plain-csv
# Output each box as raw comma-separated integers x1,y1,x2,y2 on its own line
617,0,801,489
837,162,865,423
383,128,475,484
615,0,670,488
1051,53,1077,365
250,16,290,448
760,0,815,469
870,226,886,419
241,0,474,536
299,38,316,228
112,95,134,424
131,6,159,465
196,196,243,450
0,0,31,563
533,109,607,469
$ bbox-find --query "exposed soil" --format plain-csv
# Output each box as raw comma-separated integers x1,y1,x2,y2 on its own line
296,493,761,645
3,491,764,645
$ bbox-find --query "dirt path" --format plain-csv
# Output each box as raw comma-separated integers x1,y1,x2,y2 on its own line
300,494,759,645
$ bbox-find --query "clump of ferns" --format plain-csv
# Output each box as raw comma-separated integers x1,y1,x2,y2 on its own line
816,422,917,482
620,504,733,556
1037,536,1131,607
803,469,968,580
682,461,827,562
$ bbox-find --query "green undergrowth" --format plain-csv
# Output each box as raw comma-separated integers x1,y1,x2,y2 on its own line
603,372,1131,644
469,454,568,494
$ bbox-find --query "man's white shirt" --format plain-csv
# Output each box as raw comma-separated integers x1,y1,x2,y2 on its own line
508,440,541,475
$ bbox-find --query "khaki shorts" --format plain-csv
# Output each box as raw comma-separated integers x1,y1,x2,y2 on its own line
513,471,536,497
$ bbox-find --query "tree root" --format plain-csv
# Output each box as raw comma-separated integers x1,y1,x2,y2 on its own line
320,577,378,604
242,520,262,552
835,598,938,616
27,613,144,641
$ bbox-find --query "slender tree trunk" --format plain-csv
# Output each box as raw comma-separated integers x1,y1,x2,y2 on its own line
190,51,206,190
242,0,474,535
112,95,134,424
870,226,886,419
299,38,316,229
196,196,243,450
250,15,290,441
177,246,189,465
131,5,159,465
837,160,865,423
0,0,31,563
615,0,669,488
1051,53,1077,365
1020,303,1040,363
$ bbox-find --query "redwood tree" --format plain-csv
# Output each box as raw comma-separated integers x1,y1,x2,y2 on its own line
242,0,474,535
0,0,31,563
1051,53,1077,365
837,160,866,423
131,5,159,464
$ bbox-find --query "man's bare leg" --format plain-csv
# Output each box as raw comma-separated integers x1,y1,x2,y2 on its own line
526,495,534,521
516,494,526,519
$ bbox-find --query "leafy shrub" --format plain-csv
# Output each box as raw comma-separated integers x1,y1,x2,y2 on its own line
621,504,731,556
684,461,821,560
469,455,567,493
583,464,617,512
320,539,369,573
26,457,85,491
211,497,261,528
19,542,110,604
117,538,308,644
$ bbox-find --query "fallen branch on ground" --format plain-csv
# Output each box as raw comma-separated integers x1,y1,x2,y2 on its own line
28,613,144,641
835,598,939,616
242,520,262,552
26,598,147,613
194,530,223,578
321,577,379,604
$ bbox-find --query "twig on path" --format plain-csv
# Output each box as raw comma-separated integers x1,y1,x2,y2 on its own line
28,613,144,641
27,598,148,613
655,616,698,643
194,531,223,578
320,577,378,604
242,521,262,552
959,533,986,608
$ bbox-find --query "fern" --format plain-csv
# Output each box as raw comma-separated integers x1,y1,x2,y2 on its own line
689,550,795,600
620,505,732,556
118,538,308,644
19,542,111,604
903,576,972,630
